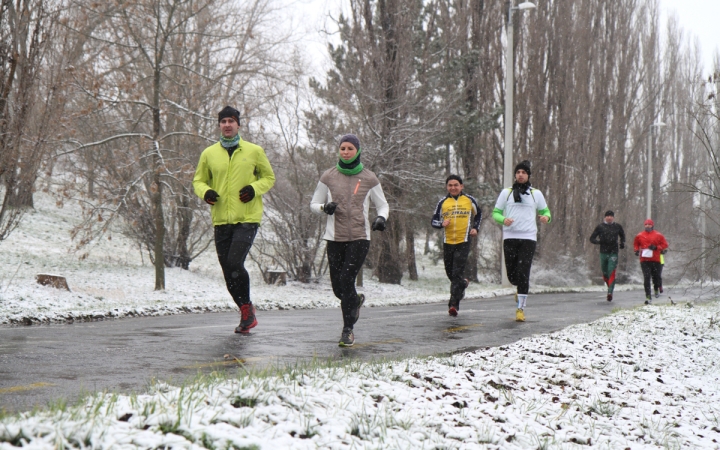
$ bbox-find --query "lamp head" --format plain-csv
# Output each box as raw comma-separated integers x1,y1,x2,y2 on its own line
518,1,537,10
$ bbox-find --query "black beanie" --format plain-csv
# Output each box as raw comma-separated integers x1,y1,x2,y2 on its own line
514,160,531,176
604,210,614,217
339,134,361,150
218,106,240,124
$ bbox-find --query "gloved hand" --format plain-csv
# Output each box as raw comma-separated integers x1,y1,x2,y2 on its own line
322,202,337,215
239,185,255,203
661,249,668,254
649,244,657,250
619,243,625,249
204,189,219,205
634,250,639,256
371,216,386,231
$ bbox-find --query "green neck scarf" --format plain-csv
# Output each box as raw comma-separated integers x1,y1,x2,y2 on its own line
336,149,364,176
220,133,240,149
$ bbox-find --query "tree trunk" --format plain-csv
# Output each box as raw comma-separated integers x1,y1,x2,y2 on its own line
376,216,403,284
465,238,479,282
173,193,192,270
152,147,165,290
152,65,165,290
407,226,418,281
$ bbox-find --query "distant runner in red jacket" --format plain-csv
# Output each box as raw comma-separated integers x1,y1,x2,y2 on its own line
633,219,668,304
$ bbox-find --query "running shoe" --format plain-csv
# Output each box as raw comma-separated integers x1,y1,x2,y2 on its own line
338,328,354,347
516,308,525,322
448,299,459,317
353,293,365,325
654,289,660,298
644,295,652,305
607,293,613,302
235,303,257,334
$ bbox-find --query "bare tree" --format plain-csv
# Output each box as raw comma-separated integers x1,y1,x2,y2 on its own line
308,0,447,284
0,0,75,241
58,0,294,289
250,70,330,283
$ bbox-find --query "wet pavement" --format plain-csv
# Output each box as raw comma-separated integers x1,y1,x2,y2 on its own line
0,287,710,413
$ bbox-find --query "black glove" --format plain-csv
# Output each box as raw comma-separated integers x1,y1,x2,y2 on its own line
661,249,668,254
648,244,657,250
322,202,337,215
619,243,625,249
204,189,219,205
239,185,255,203
634,250,639,256
371,216,386,231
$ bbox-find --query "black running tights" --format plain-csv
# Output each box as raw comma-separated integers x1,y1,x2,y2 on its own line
443,242,471,302
503,239,536,295
215,223,258,308
640,261,662,296
326,240,370,329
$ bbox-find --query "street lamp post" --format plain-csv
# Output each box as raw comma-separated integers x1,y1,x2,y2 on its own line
646,121,665,220
501,0,536,287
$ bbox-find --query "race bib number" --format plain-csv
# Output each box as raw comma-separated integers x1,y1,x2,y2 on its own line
641,249,653,258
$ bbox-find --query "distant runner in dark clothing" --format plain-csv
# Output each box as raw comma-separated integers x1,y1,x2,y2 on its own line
589,210,626,302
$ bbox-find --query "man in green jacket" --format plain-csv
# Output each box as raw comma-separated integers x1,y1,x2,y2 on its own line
193,106,275,334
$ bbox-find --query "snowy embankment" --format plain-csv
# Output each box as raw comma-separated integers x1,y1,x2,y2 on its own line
1,301,718,449
0,191,632,326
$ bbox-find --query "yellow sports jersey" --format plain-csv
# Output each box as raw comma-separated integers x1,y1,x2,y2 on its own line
431,193,482,244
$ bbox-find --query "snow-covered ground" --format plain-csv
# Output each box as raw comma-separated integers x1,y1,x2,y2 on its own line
0,191,634,326
1,299,718,448
5,191,718,449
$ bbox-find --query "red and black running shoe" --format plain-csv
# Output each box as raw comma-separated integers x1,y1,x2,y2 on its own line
235,303,257,334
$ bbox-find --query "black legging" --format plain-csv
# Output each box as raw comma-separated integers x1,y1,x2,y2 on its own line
215,223,258,307
503,239,536,295
326,240,370,329
443,242,471,303
640,261,662,296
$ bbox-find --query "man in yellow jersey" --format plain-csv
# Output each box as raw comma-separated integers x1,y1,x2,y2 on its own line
431,175,482,316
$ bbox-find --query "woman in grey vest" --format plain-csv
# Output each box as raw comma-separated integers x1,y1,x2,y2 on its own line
310,134,389,347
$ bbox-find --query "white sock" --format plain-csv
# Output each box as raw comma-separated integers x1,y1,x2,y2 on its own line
517,294,527,309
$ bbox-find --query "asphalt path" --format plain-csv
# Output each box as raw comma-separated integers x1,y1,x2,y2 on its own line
0,287,710,413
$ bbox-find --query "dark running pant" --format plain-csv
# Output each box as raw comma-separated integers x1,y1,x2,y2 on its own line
641,261,662,296
215,223,258,308
326,240,370,330
443,242,471,304
600,252,619,294
503,239,536,295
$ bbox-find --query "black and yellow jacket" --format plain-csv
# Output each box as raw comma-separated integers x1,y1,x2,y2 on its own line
430,193,482,244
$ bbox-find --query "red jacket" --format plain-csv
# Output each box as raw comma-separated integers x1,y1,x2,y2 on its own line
633,230,668,263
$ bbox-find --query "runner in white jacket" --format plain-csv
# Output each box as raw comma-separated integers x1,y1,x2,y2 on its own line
492,160,551,322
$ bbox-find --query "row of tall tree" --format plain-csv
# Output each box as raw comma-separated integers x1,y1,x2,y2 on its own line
1,0,718,289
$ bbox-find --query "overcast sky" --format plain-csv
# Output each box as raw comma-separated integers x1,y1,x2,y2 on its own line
660,0,720,75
